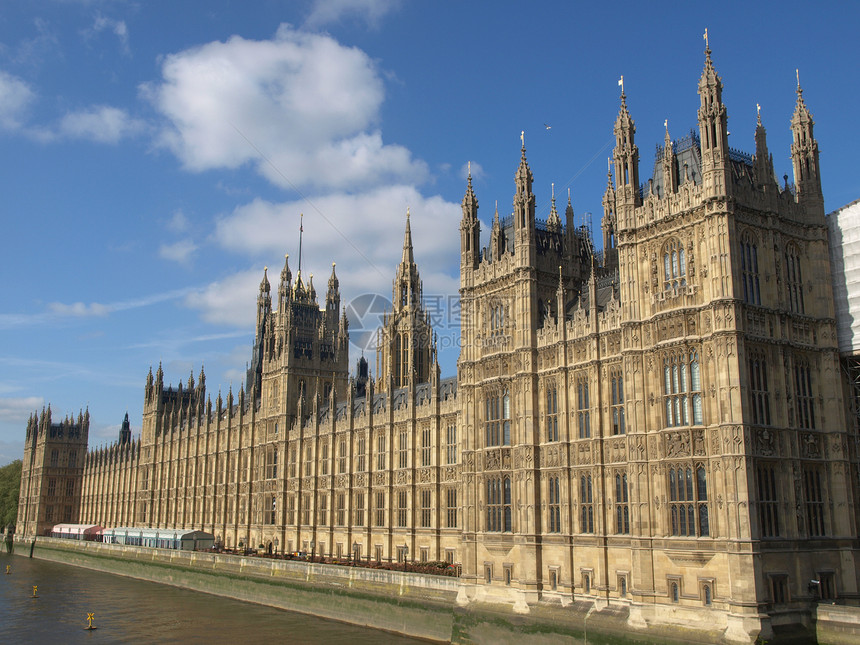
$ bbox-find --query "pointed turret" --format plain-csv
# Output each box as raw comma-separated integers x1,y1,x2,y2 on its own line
513,132,536,229
753,105,775,189
278,254,292,310
547,183,561,231
697,33,730,196
326,262,340,318
613,78,640,206
119,412,131,444
460,164,480,270
490,202,505,261
790,72,823,218
394,209,422,312
402,208,415,265
661,121,679,195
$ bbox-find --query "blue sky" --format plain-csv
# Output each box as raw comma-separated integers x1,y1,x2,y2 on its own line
1,0,858,465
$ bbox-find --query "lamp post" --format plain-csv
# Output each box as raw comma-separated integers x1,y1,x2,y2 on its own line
403,544,409,572
353,542,359,567
274,537,279,557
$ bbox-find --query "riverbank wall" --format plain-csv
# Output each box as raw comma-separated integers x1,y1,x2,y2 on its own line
13,537,855,644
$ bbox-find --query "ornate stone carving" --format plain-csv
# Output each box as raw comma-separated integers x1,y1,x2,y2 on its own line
755,428,776,457
665,431,690,458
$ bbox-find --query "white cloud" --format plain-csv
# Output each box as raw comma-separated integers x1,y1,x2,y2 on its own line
144,24,427,191
184,186,460,338
0,70,35,130
304,0,402,29
166,210,189,233
47,287,195,319
88,13,130,55
184,269,262,327
58,105,144,143
159,238,197,264
0,396,44,423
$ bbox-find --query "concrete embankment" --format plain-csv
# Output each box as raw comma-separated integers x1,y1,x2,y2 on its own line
17,537,852,644
15,537,457,642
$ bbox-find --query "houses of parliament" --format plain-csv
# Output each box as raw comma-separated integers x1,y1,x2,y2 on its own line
17,44,860,642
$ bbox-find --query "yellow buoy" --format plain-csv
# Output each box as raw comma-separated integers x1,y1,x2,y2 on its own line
85,612,98,631
32,585,38,598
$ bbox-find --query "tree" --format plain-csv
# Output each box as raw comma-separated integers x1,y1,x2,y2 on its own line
0,460,22,531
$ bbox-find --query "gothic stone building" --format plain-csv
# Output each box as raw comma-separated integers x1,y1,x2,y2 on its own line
18,46,860,643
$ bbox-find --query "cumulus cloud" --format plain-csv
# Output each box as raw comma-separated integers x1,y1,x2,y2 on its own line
182,186,460,339
184,269,262,327
304,0,402,29
0,396,45,423
0,70,35,130
159,239,197,264
143,24,427,191
58,105,145,143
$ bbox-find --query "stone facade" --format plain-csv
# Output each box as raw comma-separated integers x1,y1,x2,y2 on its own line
18,44,860,643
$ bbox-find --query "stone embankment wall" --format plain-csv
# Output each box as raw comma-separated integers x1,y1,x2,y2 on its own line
16,537,860,644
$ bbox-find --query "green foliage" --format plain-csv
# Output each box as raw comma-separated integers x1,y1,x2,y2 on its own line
0,460,22,531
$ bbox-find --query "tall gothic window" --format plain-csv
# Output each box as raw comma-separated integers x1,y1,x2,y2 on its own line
740,233,761,305
398,430,408,468
785,244,805,314
757,464,780,537
375,491,385,527
663,239,687,292
446,423,458,465
577,378,591,439
421,427,431,466
320,443,329,476
420,489,432,528
663,350,703,427
548,476,561,533
338,439,347,474
794,356,815,429
580,474,594,533
748,351,771,425
485,390,511,447
486,476,512,532
545,384,559,442
611,371,625,435
446,488,458,528
668,465,709,536
397,490,408,527
489,301,505,335
615,472,630,534
376,434,385,471
354,492,365,526
804,467,826,537
336,493,346,526
356,436,366,472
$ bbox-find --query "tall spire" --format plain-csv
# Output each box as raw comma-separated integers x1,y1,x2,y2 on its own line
547,182,561,231
754,104,775,188
697,31,729,196
791,71,823,217
613,76,640,206
460,162,480,270
402,208,415,265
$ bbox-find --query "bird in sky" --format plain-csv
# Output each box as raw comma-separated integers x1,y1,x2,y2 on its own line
544,123,552,130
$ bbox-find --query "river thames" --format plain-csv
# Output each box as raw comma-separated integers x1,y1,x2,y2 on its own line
0,552,435,644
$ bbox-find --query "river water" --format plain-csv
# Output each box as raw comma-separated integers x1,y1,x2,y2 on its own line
0,552,435,644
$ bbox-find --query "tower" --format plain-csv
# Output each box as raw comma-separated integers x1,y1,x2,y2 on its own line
17,406,89,536
377,210,433,390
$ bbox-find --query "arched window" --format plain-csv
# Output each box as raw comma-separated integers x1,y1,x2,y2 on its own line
671,582,679,602
663,350,703,426
703,584,712,605
663,239,687,292
740,232,761,305
485,389,511,447
668,464,709,537
785,244,805,314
